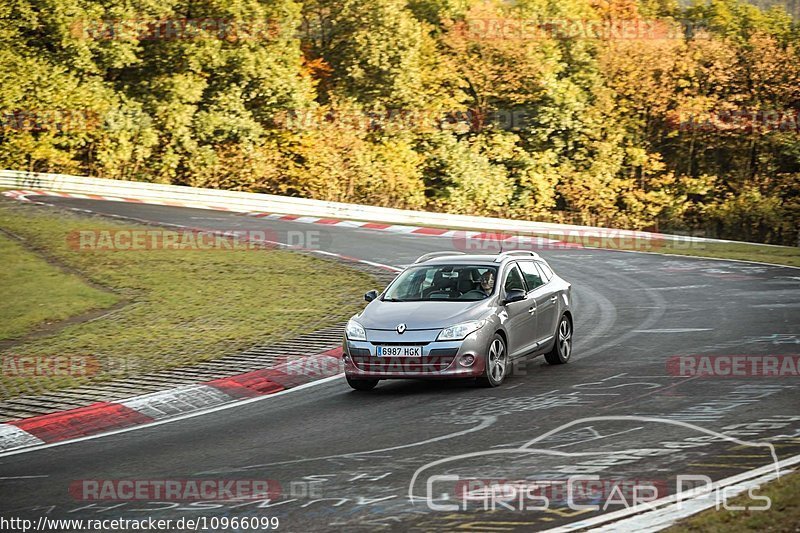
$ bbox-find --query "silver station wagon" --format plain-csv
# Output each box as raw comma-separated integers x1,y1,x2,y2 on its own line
342,251,574,390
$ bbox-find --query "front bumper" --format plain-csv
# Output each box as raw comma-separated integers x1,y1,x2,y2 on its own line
342,330,490,379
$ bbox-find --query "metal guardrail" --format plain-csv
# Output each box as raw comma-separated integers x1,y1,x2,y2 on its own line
0,169,782,247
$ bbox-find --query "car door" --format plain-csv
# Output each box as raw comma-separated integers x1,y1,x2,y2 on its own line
537,262,560,344
501,262,537,358
518,261,558,345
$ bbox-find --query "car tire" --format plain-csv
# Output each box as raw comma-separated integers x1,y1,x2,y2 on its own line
545,314,572,365
346,376,379,391
477,334,508,387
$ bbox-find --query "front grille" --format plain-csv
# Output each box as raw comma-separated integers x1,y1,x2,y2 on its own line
428,348,458,357
348,347,371,357
352,355,455,373
369,342,430,346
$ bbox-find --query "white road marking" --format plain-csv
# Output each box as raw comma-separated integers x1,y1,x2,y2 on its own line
633,328,713,333
541,454,800,532
636,284,711,291
592,469,793,532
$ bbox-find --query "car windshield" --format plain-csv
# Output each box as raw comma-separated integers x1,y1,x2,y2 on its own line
383,265,498,301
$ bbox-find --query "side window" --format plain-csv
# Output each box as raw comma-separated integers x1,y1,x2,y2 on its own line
504,264,526,292
518,261,545,291
537,262,554,282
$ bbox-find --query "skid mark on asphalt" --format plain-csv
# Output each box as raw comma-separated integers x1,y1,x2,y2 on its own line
547,426,645,449
551,256,668,360
633,284,711,290
197,378,661,475
570,373,661,391
488,426,645,449
196,415,498,474
567,280,616,352
633,328,713,333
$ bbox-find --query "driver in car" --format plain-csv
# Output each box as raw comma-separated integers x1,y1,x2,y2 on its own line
478,270,495,296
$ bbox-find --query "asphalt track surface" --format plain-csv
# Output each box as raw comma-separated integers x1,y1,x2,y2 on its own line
1,196,799,532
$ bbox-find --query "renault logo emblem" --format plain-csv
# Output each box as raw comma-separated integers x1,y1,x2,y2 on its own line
396,323,407,334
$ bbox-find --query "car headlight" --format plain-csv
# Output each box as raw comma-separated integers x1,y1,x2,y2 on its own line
346,319,367,341
437,319,486,341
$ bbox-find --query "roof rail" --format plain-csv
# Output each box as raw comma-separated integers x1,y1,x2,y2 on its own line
414,251,466,264
494,250,541,262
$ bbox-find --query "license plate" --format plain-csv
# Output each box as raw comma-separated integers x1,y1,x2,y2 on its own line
376,345,422,357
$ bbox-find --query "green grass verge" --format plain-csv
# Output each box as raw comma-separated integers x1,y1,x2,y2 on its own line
640,240,800,268
0,232,119,339
0,199,376,398
668,470,800,532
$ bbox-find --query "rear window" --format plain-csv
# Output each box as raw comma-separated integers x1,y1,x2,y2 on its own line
518,261,545,290
537,262,554,281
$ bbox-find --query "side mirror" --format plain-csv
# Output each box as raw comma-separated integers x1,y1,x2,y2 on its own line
365,290,379,302
503,288,525,305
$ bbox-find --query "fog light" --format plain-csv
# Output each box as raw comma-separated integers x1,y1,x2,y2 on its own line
460,354,475,367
